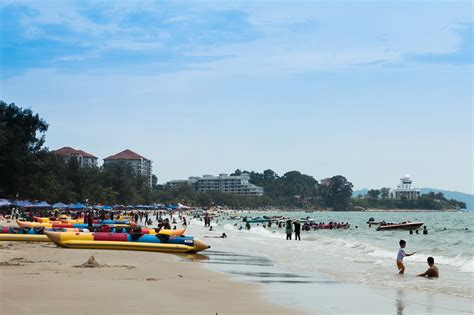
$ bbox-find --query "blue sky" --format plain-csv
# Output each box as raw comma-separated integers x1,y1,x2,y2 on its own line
1,0,472,193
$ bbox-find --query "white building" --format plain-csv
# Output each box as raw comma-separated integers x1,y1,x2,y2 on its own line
54,147,98,167
103,149,153,187
389,175,420,200
167,173,264,196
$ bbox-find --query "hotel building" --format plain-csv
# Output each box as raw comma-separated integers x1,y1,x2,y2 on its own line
53,147,98,167
167,173,264,196
103,149,153,187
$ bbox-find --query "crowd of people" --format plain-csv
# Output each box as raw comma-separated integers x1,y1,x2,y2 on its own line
2,205,444,279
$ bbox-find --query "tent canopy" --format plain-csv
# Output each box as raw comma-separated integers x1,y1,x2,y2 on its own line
52,202,68,208
0,199,12,206
31,201,51,208
68,203,86,209
14,200,33,207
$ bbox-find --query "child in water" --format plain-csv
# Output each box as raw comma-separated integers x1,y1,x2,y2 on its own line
417,257,439,278
397,239,415,274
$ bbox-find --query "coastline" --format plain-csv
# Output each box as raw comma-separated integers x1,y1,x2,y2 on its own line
2,213,472,315
213,208,462,213
0,227,304,315
185,217,473,315
363,208,461,212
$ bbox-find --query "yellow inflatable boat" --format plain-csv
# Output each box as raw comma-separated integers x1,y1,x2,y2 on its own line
46,232,209,253
16,221,186,236
0,226,79,242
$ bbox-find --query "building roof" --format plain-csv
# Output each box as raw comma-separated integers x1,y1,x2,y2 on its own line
54,147,97,158
104,149,149,161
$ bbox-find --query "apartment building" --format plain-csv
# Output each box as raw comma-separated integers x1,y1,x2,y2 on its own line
53,147,98,167
167,172,264,196
103,149,153,187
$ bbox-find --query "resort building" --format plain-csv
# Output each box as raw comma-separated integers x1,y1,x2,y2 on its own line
389,175,420,200
167,173,264,196
53,147,98,167
103,149,153,187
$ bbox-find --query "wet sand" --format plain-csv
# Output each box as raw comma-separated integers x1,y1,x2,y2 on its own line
0,226,304,315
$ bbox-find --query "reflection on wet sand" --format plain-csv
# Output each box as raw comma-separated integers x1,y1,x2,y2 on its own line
177,253,209,262
397,289,405,315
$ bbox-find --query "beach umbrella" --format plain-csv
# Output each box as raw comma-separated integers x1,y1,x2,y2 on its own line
177,203,192,210
52,202,68,208
68,203,86,209
76,203,86,209
102,205,112,211
0,199,12,206
14,200,33,207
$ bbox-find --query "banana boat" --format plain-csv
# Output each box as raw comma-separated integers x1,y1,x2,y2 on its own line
16,221,185,236
46,231,210,253
17,220,133,229
34,217,130,224
0,226,79,242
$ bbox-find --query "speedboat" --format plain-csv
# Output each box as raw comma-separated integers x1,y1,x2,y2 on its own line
376,222,424,231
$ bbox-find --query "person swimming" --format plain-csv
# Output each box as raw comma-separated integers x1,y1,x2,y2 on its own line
417,257,439,278
205,233,227,239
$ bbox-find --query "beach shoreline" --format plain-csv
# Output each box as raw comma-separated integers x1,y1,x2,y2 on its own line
208,208,462,213
0,218,305,315
2,212,472,315
185,219,473,315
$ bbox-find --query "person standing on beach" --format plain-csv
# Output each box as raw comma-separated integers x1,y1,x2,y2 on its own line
396,239,415,274
294,220,301,241
285,220,293,240
84,211,93,229
162,218,171,230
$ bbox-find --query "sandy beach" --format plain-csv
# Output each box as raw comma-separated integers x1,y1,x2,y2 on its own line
0,222,304,315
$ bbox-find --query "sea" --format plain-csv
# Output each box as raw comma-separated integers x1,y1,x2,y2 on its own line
179,211,473,314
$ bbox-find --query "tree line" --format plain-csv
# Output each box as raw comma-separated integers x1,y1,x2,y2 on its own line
1,101,463,210
0,101,355,209
160,170,354,210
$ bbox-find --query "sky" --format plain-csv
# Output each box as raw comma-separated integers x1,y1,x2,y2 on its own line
0,0,472,193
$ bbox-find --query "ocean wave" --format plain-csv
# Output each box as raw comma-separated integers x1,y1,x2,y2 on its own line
217,218,474,274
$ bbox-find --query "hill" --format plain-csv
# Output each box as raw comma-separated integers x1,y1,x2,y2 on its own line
353,188,473,210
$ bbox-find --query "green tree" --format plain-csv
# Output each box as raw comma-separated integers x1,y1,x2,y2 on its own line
230,169,242,176
319,175,353,210
367,189,380,200
0,101,48,197
152,174,158,188
380,187,390,199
